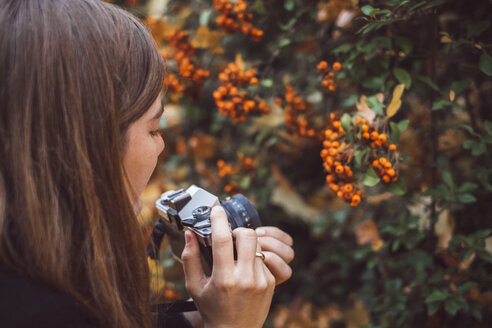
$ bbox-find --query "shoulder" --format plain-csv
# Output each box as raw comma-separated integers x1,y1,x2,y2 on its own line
0,264,97,328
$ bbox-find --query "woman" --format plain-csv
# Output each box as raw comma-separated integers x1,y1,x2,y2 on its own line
0,0,294,327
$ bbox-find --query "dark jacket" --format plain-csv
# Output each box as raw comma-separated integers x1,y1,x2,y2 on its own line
0,264,191,328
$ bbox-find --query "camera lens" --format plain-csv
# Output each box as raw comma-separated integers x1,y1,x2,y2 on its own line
221,194,261,229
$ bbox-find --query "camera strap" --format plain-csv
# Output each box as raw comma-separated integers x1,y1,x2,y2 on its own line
147,218,198,313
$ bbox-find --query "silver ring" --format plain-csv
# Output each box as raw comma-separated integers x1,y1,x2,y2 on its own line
255,252,266,261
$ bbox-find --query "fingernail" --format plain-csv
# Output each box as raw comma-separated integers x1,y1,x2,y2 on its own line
185,230,192,244
256,228,265,236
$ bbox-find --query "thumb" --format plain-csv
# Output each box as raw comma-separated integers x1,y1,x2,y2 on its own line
181,230,205,294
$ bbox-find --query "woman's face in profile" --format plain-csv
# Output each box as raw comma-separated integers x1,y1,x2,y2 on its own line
122,96,165,211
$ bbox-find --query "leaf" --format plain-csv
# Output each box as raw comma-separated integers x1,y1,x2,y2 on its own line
417,75,440,92
366,95,384,115
396,37,413,54
393,68,412,88
362,76,384,89
363,168,380,187
192,26,225,54
260,79,273,87
388,178,407,195
278,38,291,47
421,0,445,11
432,99,452,110
235,53,245,71
390,122,400,143
355,220,382,248
435,209,454,250
341,113,353,142
284,0,294,11
387,84,405,118
456,282,478,294
440,32,452,43
463,139,475,149
398,119,410,132
458,193,477,204
361,5,375,16
467,21,490,38
445,298,465,316
442,171,454,188
449,90,455,101
479,52,492,76
450,80,470,95
472,142,486,156
356,95,376,123
426,290,449,303
253,0,267,14
199,10,212,26
458,183,478,193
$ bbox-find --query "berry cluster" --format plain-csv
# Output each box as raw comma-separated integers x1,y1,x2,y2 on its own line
317,61,342,91
321,114,364,207
371,157,397,183
167,30,210,83
163,73,185,93
276,86,317,138
217,153,256,194
213,0,263,42
213,63,269,123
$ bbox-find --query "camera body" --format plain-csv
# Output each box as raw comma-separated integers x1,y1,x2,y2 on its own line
153,185,262,275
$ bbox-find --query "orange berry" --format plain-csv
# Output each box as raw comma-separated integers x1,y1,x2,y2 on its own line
317,61,328,72
328,148,338,156
330,113,336,120
384,162,392,169
392,176,398,182
324,129,333,138
323,140,331,148
379,157,387,165
371,131,379,140
326,175,334,183
362,124,369,132
217,160,225,167
329,183,339,192
372,160,380,167
321,149,329,158
335,165,344,174
363,132,370,139
333,121,341,129
332,62,342,71
382,175,391,183
250,77,258,85
331,141,340,148
378,134,387,143
355,117,362,125
343,184,353,193
387,168,395,177
328,85,336,92
388,144,397,151
337,191,344,199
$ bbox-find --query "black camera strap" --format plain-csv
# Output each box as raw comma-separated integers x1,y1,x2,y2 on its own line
147,218,198,313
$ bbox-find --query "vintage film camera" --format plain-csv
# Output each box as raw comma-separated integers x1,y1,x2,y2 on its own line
147,185,262,275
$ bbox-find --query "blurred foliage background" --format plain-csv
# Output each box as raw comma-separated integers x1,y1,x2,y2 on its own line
110,0,492,326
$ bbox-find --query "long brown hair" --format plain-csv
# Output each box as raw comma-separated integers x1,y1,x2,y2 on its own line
0,1,164,327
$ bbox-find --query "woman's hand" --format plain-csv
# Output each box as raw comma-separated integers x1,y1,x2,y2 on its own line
255,227,294,285
181,206,275,328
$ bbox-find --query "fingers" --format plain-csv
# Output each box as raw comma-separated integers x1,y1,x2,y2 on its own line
210,206,235,277
233,227,258,275
181,230,205,294
256,226,293,246
257,236,295,264
263,251,292,285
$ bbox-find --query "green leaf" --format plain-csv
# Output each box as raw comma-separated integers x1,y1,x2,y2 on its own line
253,0,267,14
472,142,486,156
396,37,413,54
484,121,492,135
458,193,477,204
463,139,475,150
444,297,465,316
421,0,445,11
278,17,297,30
426,290,449,303
456,282,478,294
442,171,454,188
478,250,492,263
366,96,383,115
354,148,369,169
393,68,412,88
341,113,353,142
260,79,273,87
390,122,400,144
432,99,452,110
397,119,410,132
199,10,212,26
468,21,490,38
461,124,475,135
333,44,352,54
427,301,440,316
278,38,291,47
239,176,251,189
479,52,492,76
450,80,470,95
417,75,440,92
363,168,380,187
361,5,375,16
388,178,407,195
458,182,478,193
362,76,385,90
284,0,294,11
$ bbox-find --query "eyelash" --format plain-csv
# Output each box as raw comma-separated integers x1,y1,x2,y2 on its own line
150,129,162,137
